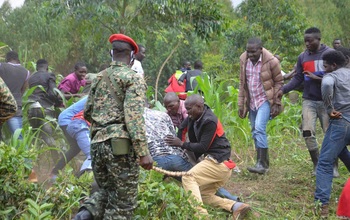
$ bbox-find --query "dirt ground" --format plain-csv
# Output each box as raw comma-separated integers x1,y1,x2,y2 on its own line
34,149,86,184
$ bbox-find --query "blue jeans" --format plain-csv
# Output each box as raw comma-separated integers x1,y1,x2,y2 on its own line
66,120,90,158
249,101,270,149
315,118,350,204
153,155,193,172
66,119,91,171
302,99,329,151
6,116,23,140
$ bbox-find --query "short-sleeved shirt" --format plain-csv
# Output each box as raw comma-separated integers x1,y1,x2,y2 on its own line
58,72,86,94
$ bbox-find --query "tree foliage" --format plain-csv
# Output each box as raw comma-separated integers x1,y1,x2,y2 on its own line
225,0,307,72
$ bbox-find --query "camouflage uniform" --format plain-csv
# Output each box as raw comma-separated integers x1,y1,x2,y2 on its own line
0,77,17,125
82,61,149,220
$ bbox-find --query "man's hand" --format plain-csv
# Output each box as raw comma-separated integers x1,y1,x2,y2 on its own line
139,155,153,170
270,104,281,119
276,89,284,100
330,110,342,119
164,135,183,147
303,71,321,80
178,81,184,86
238,107,246,119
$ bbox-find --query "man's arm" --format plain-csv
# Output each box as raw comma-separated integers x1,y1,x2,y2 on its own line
84,77,99,123
270,58,284,103
124,74,150,158
321,75,335,115
0,78,17,124
124,74,153,170
20,70,30,95
282,56,305,94
47,73,62,106
181,121,217,154
178,72,186,84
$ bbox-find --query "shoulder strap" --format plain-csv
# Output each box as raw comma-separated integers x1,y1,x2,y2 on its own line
101,70,124,108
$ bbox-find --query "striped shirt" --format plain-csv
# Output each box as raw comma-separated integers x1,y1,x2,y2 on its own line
144,108,187,159
246,56,267,110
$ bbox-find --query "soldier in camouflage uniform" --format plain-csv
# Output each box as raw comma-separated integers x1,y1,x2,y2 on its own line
73,34,153,220
0,76,17,124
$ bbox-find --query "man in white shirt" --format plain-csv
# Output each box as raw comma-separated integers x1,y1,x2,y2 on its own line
131,44,146,76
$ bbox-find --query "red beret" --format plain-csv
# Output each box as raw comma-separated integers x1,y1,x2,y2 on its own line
109,34,139,54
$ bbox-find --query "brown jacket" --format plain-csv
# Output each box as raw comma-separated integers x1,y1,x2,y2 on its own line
238,48,283,118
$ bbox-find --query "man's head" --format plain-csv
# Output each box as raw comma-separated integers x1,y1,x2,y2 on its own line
304,27,321,53
135,44,146,62
164,92,180,116
322,50,346,73
36,59,48,71
333,39,342,49
184,94,204,120
193,60,203,70
183,61,191,70
246,37,263,64
109,34,139,65
336,47,350,66
5,51,20,63
74,62,87,81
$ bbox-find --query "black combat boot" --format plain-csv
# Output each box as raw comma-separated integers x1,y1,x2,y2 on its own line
309,149,319,176
73,208,93,220
247,148,269,174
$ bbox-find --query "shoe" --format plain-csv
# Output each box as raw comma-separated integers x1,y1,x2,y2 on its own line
320,204,329,218
247,148,269,174
28,169,38,183
314,203,329,219
232,203,251,220
72,208,93,220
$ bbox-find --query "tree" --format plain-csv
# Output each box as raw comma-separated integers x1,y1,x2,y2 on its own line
47,0,230,100
225,0,307,74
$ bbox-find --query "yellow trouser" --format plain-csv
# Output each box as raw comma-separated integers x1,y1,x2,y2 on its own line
182,158,235,214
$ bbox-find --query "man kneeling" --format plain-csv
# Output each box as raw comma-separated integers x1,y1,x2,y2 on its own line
165,94,251,219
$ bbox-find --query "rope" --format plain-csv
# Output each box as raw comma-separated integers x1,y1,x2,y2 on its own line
152,166,191,177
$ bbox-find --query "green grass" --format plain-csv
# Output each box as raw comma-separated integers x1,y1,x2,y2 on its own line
225,122,346,220
0,75,348,219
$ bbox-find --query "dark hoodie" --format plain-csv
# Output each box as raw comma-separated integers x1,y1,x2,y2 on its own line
282,44,332,101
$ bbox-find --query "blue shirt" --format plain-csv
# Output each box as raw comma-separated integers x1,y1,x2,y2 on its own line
58,96,88,126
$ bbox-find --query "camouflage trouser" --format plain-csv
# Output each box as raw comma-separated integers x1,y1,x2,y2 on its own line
81,140,139,220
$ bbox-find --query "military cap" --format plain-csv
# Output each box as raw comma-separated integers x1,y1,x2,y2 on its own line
109,34,139,54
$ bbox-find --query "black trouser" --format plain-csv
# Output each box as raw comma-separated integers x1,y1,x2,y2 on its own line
51,125,81,175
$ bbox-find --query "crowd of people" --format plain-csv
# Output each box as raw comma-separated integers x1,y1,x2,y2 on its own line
0,27,349,219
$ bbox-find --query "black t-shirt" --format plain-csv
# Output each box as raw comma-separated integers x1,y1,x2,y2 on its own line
28,71,61,108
